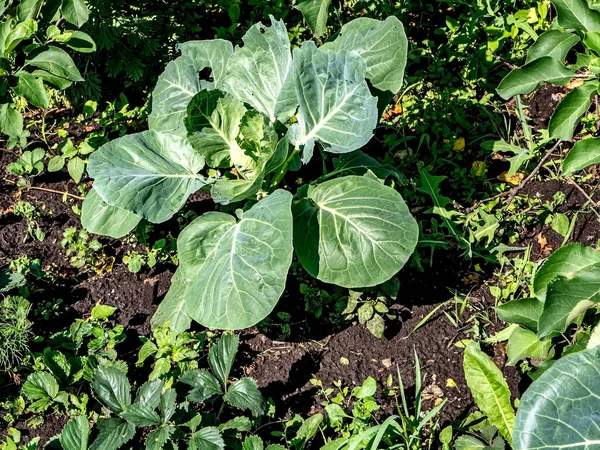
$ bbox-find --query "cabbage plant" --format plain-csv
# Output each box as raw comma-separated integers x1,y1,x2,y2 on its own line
81,16,418,331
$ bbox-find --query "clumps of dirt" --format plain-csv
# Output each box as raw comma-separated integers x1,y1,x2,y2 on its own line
523,85,565,131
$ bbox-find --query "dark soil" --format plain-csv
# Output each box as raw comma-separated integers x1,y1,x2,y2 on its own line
523,85,566,131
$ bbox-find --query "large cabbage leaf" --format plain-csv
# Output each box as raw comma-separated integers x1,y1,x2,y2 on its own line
321,16,408,94
88,130,208,223
81,188,141,238
293,175,418,288
177,190,293,330
177,39,233,89
284,42,378,161
222,16,293,122
514,347,600,450
148,56,200,137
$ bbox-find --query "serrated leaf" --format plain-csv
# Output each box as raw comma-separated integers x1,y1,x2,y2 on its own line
513,348,600,450
22,372,59,402
13,72,49,109
563,137,600,176
538,263,600,339
121,403,161,427
242,436,264,450
185,89,246,168
0,104,23,138
495,297,543,332
60,416,89,450
209,335,238,387
151,269,192,333
552,0,600,31
179,369,223,402
417,167,462,238
293,176,418,288
223,378,266,416
526,30,580,63
43,348,71,382
81,188,141,238
61,0,89,28
222,17,292,122
506,327,551,366
148,56,199,137
177,190,293,330
496,57,574,100
146,426,175,450
549,81,598,140
534,243,600,300
321,16,408,94
219,416,252,432
357,303,373,324
87,130,207,223
190,427,225,450
463,343,515,444
366,314,385,338
177,39,233,90
284,42,377,160
92,366,131,414
135,379,163,410
159,388,176,422
295,0,331,37
89,418,135,450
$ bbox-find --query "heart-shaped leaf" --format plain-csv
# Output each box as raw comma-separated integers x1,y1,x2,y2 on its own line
92,366,131,414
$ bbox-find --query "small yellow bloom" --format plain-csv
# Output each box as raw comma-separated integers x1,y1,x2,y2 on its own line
497,171,524,185
472,161,486,177
453,137,466,152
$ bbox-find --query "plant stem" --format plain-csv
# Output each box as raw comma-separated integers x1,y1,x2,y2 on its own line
270,147,300,190
3,178,85,200
567,177,599,208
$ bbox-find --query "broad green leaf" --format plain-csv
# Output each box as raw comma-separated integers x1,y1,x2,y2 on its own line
61,0,89,28
25,46,83,83
81,188,141,238
89,418,135,450
177,40,233,89
5,19,37,54
135,379,163,410
210,178,262,205
185,89,246,168
13,72,49,109
148,56,199,137
563,137,600,176
159,389,176,422
494,297,543,332
67,156,85,183
454,435,488,450
513,348,600,450
496,57,574,99
209,334,238,386
293,176,418,288
223,17,292,122
22,372,59,402
146,426,175,450
43,348,71,382
463,343,515,444
590,0,600,11
331,150,406,184
178,190,293,330
17,0,42,21
243,436,264,450
534,243,600,300
151,269,192,333
65,31,96,53
179,369,223,402
295,0,331,37
0,20,11,55
538,263,600,339
121,404,161,427
526,30,580,63
219,417,253,432
87,130,207,223
353,376,377,399
27,68,73,89
0,104,23,138
321,16,408,94
60,416,89,450
506,327,551,366
296,414,323,442
549,81,598,140
92,366,131,414
190,427,225,450
285,42,378,159
552,0,600,31
222,378,266,416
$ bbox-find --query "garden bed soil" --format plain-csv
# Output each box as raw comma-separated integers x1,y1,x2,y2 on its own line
2,144,600,447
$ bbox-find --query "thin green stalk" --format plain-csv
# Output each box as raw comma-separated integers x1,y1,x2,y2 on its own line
270,146,300,189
